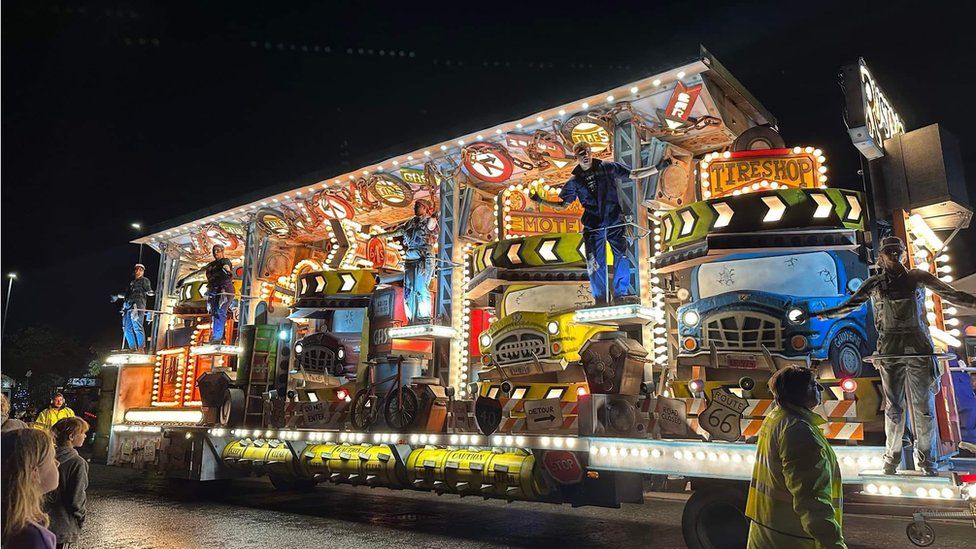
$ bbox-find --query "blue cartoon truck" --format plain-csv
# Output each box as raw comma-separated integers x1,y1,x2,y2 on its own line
676,250,874,378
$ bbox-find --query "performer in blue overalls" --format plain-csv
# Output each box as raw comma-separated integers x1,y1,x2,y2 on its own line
112,263,154,352
534,141,638,306
386,199,438,323
204,244,236,343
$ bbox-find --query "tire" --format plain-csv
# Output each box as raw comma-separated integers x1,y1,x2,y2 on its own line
219,387,246,427
828,329,869,378
268,472,316,492
384,386,419,432
906,521,935,547
681,483,749,549
350,390,378,431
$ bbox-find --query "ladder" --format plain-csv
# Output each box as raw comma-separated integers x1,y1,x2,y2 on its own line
243,325,278,426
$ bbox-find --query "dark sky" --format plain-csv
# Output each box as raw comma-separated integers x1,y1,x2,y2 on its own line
3,0,974,353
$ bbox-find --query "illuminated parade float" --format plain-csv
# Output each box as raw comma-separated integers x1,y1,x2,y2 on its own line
104,49,975,547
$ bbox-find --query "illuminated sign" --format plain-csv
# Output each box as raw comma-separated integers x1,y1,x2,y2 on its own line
509,212,582,236
257,210,290,237
462,142,515,183
316,194,355,221
367,173,414,207
701,148,827,198
366,236,387,268
564,114,612,154
662,82,703,129
399,167,427,186
842,58,904,160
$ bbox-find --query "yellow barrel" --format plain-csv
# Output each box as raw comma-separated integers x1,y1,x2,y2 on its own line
301,443,404,487
405,448,547,500
221,439,295,475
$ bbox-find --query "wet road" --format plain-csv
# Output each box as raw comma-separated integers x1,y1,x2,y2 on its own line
78,464,972,548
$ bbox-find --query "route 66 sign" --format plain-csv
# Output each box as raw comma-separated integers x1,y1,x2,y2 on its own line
699,388,748,442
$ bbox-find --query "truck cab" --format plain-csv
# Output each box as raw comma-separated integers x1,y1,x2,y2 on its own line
676,250,874,377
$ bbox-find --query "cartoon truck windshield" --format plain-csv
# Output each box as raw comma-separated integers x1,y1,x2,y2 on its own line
478,282,610,379
676,250,873,377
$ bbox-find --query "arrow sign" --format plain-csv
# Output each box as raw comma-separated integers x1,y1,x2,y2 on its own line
524,398,563,431
679,209,697,236
761,195,786,223
845,195,862,221
712,202,734,228
811,193,833,219
538,239,559,262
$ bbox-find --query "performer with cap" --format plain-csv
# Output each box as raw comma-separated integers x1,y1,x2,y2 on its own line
382,198,438,323
816,236,976,475
205,244,236,343
112,263,154,352
531,141,642,306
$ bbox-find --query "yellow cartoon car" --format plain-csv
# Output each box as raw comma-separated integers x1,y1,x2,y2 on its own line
477,283,612,379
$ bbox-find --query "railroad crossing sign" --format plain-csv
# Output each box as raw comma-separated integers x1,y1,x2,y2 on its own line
699,388,748,442
524,398,563,430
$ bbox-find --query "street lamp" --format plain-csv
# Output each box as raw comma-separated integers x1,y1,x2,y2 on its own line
3,273,16,340
131,222,144,263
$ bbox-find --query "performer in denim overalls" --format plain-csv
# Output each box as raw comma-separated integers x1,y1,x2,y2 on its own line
817,236,976,474
386,199,438,323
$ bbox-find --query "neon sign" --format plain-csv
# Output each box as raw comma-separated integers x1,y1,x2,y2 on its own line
701,147,827,198
367,173,414,207
843,58,904,160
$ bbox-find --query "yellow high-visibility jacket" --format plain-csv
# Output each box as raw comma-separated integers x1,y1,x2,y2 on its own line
745,403,845,549
32,406,75,430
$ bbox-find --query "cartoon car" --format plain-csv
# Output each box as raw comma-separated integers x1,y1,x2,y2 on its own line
477,283,612,379
676,250,874,377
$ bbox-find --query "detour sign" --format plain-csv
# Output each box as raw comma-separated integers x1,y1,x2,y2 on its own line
524,398,562,430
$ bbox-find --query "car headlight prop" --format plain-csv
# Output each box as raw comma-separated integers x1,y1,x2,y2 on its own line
547,321,559,335
681,310,700,327
787,307,804,324
294,343,303,355
479,333,492,348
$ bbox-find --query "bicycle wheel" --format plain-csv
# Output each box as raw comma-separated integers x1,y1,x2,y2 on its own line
350,389,378,431
383,386,419,432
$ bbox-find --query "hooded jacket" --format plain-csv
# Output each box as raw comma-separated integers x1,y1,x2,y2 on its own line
45,445,89,543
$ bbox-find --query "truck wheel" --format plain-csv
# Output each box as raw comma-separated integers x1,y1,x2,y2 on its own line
681,484,749,549
268,472,316,492
219,388,246,427
828,330,869,378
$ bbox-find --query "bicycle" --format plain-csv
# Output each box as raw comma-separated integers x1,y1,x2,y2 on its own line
349,355,419,432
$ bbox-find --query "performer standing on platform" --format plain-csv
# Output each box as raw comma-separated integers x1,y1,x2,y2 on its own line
112,263,153,352
205,244,236,343
533,142,639,306
816,236,976,475
384,199,438,323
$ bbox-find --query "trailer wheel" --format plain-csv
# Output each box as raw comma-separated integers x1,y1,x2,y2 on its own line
681,484,749,549
906,521,935,547
268,472,316,492
219,388,246,427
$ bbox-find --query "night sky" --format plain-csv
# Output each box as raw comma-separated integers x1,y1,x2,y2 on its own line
3,0,974,355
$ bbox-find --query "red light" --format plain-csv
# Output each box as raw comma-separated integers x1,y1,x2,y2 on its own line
336,388,349,401
840,378,857,393
576,386,589,397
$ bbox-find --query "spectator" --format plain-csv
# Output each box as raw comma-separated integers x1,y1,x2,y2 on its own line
33,394,74,431
746,365,845,548
1,429,59,549
2,393,29,432
46,418,90,549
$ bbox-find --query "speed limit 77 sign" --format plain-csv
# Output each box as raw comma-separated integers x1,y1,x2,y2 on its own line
698,388,748,442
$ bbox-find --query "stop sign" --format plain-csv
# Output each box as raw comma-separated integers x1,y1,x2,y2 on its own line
542,450,583,485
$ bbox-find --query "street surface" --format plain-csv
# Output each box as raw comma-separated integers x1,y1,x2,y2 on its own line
78,464,972,548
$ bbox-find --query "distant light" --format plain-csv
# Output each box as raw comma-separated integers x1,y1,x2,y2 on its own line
131,222,142,230
7,273,16,280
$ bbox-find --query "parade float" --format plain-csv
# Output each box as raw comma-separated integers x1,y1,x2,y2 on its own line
104,48,975,547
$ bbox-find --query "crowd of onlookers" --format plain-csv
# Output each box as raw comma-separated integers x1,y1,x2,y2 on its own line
2,393,91,549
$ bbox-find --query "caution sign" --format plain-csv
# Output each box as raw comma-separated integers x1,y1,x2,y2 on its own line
699,388,748,442
524,398,562,430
